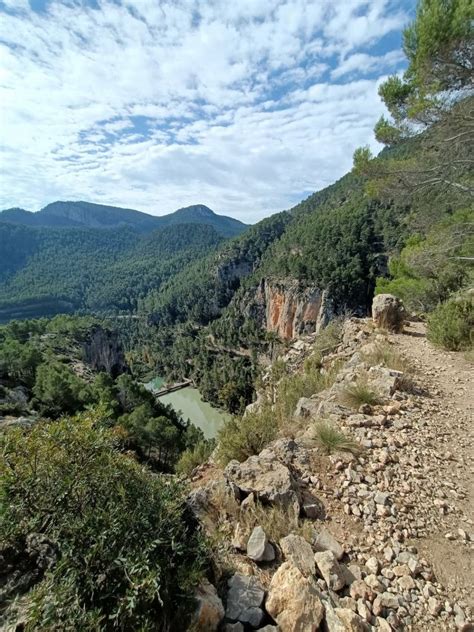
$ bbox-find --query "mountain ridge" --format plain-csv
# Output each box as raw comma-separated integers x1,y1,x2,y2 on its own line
0,200,247,238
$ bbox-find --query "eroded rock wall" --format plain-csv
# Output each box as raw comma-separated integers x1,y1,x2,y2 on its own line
245,279,333,341
82,326,128,378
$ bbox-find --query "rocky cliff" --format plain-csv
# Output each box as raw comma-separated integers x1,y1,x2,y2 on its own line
82,326,128,378
244,278,334,341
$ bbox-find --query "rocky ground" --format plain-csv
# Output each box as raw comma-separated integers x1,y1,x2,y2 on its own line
190,314,473,631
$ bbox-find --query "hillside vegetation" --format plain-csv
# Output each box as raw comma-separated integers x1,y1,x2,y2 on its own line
0,223,224,321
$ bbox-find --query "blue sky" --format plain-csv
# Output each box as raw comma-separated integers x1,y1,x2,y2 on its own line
0,0,414,222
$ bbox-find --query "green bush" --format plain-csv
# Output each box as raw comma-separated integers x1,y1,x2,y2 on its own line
0,412,206,630
32,361,91,417
176,439,216,476
216,404,278,465
427,294,474,351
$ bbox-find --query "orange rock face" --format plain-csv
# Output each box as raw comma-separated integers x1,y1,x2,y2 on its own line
262,280,329,341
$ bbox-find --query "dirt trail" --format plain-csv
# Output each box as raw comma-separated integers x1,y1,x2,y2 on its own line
391,321,473,610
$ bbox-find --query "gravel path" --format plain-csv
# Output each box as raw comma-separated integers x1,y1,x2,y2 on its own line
392,322,473,612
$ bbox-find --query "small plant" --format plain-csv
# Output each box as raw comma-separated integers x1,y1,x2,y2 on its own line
340,377,382,408
216,403,278,466
361,342,412,373
427,294,473,351
313,421,361,455
209,487,313,544
176,439,216,476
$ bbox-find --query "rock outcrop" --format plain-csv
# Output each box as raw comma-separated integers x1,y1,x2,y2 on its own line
372,294,406,332
189,317,473,632
82,326,128,377
244,279,333,341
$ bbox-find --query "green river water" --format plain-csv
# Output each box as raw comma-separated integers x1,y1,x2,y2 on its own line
145,377,229,439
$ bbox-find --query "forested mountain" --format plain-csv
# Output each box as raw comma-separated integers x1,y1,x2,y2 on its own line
0,201,247,237
0,223,224,321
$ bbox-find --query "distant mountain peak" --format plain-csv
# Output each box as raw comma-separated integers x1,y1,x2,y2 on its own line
177,204,215,216
0,200,247,238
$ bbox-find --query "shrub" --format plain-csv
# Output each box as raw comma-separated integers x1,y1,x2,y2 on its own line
209,486,312,544
361,342,412,373
0,412,206,631
32,361,91,417
314,421,361,455
427,294,474,351
216,404,278,465
340,377,382,408
176,439,216,476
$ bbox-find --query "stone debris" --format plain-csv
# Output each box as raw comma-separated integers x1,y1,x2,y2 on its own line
314,550,347,591
191,312,473,632
280,534,316,576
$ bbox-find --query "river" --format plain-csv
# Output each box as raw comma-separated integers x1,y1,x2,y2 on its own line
145,377,229,439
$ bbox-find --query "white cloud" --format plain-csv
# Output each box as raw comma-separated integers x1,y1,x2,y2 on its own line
331,50,405,79
0,0,410,221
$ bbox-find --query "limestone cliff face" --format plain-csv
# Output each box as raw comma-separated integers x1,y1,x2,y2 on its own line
82,327,128,378
244,279,333,341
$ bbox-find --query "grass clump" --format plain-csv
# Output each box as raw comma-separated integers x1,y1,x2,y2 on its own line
314,421,362,455
0,411,206,631
275,361,341,422
309,318,344,366
361,342,412,373
210,486,313,545
427,294,473,351
340,377,382,409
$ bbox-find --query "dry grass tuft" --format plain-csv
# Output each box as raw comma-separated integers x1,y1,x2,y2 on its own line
340,377,382,409
314,421,362,455
361,342,413,373
209,486,313,545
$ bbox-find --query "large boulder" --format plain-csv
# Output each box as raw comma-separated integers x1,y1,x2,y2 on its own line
279,534,315,576
192,580,225,631
372,294,406,332
225,573,265,628
266,562,325,632
224,450,299,509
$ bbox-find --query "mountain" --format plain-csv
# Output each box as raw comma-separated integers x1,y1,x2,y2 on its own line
0,222,224,322
0,201,247,238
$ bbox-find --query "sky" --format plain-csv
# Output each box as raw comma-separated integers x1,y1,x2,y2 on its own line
0,0,414,223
